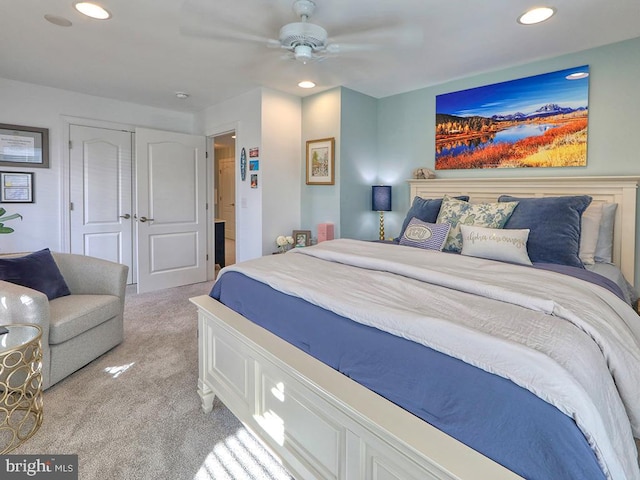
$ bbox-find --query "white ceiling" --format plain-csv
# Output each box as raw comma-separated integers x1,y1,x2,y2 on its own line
1,0,639,113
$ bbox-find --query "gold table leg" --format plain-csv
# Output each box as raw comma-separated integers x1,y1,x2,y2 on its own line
0,328,43,454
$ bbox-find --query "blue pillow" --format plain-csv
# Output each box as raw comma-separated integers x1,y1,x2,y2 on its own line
397,195,469,240
499,195,592,268
0,248,71,300
399,218,451,251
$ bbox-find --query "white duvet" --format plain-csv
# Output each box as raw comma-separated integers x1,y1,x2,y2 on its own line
217,239,640,480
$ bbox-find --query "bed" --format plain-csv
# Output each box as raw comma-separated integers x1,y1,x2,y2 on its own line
190,176,640,480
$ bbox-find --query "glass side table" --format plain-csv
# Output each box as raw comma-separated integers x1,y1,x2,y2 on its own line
0,324,44,453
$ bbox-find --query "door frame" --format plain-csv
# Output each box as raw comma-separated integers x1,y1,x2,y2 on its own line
206,121,240,281
61,116,137,278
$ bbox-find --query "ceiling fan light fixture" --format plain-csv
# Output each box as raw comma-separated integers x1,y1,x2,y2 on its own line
294,44,314,63
74,2,111,20
298,80,316,89
517,7,556,25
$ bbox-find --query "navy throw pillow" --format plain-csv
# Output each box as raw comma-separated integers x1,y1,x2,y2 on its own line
397,195,469,240
499,195,592,268
0,248,71,300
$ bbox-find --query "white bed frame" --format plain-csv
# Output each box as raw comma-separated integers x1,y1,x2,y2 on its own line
191,176,638,480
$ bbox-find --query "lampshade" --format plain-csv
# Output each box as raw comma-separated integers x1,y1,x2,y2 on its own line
372,185,392,212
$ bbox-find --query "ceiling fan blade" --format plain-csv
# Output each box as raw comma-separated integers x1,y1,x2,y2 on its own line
179,24,278,46
179,0,281,46
328,24,424,50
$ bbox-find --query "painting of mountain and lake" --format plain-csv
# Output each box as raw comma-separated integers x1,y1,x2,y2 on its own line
435,66,589,170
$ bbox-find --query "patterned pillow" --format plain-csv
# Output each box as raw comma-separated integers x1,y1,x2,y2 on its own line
396,195,469,240
436,195,519,252
399,218,451,251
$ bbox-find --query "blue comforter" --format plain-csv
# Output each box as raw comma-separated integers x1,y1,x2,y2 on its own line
211,269,607,480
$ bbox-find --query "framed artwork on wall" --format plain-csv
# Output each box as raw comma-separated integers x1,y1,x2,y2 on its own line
435,65,589,170
1,171,34,203
0,123,49,168
306,137,335,185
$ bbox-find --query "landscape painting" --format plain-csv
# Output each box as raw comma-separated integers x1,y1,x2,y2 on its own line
435,65,589,170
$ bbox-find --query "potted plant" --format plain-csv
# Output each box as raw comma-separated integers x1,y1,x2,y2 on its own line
0,207,22,234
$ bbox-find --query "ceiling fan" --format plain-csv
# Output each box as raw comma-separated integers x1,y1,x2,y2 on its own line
181,0,422,65
273,0,341,63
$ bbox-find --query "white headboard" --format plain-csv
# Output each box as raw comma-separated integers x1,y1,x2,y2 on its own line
408,176,639,286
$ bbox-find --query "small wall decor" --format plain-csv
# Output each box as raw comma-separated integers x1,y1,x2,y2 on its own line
1,171,34,203
249,160,259,171
249,147,259,158
0,123,49,168
435,65,589,170
292,229,311,247
306,137,335,185
250,174,258,188
240,148,247,181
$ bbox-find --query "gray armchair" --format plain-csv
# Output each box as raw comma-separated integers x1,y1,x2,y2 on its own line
0,252,128,389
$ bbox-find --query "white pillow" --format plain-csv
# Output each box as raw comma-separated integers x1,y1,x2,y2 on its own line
594,203,618,263
460,225,532,266
579,202,603,265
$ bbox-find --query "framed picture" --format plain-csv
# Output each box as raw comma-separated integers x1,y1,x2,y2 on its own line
435,65,589,170
306,137,335,185
1,171,34,203
0,123,49,168
292,229,311,247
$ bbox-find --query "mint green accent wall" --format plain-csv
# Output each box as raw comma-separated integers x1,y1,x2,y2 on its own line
301,88,341,239
302,38,640,286
377,37,640,239
340,88,378,240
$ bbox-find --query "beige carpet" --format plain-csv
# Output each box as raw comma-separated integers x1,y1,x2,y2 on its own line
13,281,293,480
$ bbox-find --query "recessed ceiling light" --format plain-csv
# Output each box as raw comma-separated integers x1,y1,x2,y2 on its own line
298,81,316,89
175,92,189,99
518,7,556,25
74,2,111,20
44,14,72,27
566,72,589,80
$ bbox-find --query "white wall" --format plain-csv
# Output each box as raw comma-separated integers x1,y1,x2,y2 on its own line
0,77,195,254
197,87,303,259
197,88,264,262
261,89,302,254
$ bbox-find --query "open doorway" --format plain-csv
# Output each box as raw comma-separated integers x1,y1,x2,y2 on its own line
213,131,236,271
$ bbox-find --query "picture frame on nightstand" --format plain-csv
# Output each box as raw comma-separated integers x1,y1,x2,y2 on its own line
292,230,311,247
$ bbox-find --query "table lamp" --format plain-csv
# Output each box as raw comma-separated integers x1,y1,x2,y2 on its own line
371,185,392,240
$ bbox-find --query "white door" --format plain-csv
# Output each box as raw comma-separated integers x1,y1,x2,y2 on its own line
69,125,134,283
135,128,207,293
219,157,236,240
